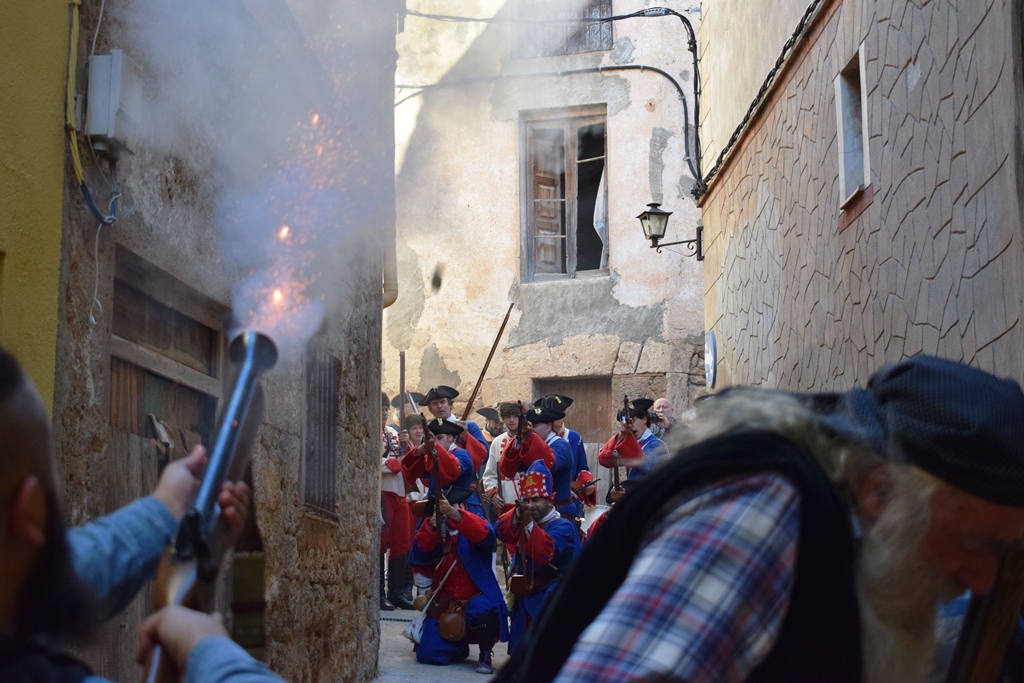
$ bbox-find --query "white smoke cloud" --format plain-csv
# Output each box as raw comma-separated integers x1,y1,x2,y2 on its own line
116,0,375,363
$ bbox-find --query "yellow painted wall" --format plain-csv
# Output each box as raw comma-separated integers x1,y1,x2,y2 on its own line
0,2,69,410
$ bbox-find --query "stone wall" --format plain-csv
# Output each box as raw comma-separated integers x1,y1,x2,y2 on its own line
52,1,391,680
385,0,706,422
699,0,1024,390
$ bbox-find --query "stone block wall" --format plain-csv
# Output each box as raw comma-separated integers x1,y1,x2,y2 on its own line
700,0,1024,390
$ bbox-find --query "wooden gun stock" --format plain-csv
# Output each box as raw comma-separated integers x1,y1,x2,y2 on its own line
945,544,1024,683
142,334,272,683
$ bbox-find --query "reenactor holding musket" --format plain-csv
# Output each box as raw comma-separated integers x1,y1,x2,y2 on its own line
496,461,580,654
598,398,669,482
410,493,508,674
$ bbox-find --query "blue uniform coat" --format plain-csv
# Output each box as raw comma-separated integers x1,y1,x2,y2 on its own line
417,521,510,665
508,515,581,652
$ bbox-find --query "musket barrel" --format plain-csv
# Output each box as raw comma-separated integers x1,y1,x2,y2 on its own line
185,331,277,541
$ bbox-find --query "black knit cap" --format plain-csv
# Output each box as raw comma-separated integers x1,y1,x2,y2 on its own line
822,355,1024,507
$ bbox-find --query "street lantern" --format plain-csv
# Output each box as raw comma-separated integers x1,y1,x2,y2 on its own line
637,202,703,260
637,203,672,242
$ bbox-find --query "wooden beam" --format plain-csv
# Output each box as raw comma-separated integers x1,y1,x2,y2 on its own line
111,335,222,399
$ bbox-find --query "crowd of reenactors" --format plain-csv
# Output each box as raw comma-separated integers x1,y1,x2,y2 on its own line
379,385,676,674
382,356,1024,683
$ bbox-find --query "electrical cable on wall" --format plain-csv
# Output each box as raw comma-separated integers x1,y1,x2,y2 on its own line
66,0,119,226
397,64,698,179
67,0,124,325
88,165,120,326
399,6,704,193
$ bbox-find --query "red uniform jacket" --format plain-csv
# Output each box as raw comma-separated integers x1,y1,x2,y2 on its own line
415,510,491,601
597,429,645,469
499,432,555,480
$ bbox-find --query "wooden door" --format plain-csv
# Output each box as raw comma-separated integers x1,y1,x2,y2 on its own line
533,377,612,444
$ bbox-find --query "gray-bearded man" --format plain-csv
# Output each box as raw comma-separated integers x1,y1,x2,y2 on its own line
495,355,1024,683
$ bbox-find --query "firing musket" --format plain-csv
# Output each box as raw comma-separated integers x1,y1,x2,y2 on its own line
143,331,277,683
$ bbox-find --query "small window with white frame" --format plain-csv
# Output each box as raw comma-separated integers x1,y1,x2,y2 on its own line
835,46,870,208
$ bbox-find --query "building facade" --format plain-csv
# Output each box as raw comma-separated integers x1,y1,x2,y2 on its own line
3,1,398,681
698,0,1024,389
385,0,707,456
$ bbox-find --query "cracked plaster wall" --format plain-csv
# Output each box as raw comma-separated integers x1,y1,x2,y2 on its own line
701,0,1024,390
385,0,707,421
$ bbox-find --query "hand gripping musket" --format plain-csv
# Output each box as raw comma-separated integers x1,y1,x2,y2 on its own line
944,543,1024,683
420,412,450,555
508,498,534,598
143,331,277,683
611,395,628,490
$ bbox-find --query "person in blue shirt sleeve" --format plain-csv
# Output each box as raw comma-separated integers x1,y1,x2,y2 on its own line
0,346,282,682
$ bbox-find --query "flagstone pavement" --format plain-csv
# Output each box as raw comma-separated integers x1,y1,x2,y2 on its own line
374,608,510,682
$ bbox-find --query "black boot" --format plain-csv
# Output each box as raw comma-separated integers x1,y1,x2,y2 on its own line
387,555,416,610
403,561,414,603
476,644,495,674
379,554,394,611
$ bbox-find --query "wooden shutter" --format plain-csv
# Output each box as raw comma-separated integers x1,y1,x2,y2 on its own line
530,127,566,275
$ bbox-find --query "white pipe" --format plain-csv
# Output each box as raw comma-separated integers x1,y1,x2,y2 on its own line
383,215,398,308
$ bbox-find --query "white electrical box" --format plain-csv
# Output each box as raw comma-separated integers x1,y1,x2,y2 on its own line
86,50,143,153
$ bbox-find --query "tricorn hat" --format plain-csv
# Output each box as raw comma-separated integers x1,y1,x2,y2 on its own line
476,407,500,422
617,398,655,421
419,486,474,517
419,385,459,406
392,392,426,408
426,417,464,436
525,405,565,424
543,394,574,411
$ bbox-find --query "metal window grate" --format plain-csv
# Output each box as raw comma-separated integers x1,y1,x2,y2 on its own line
303,348,339,513
518,0,613,58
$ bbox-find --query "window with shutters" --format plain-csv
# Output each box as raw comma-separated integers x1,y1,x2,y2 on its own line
302,342,340,516
522,106,608,281
517,0,614,58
